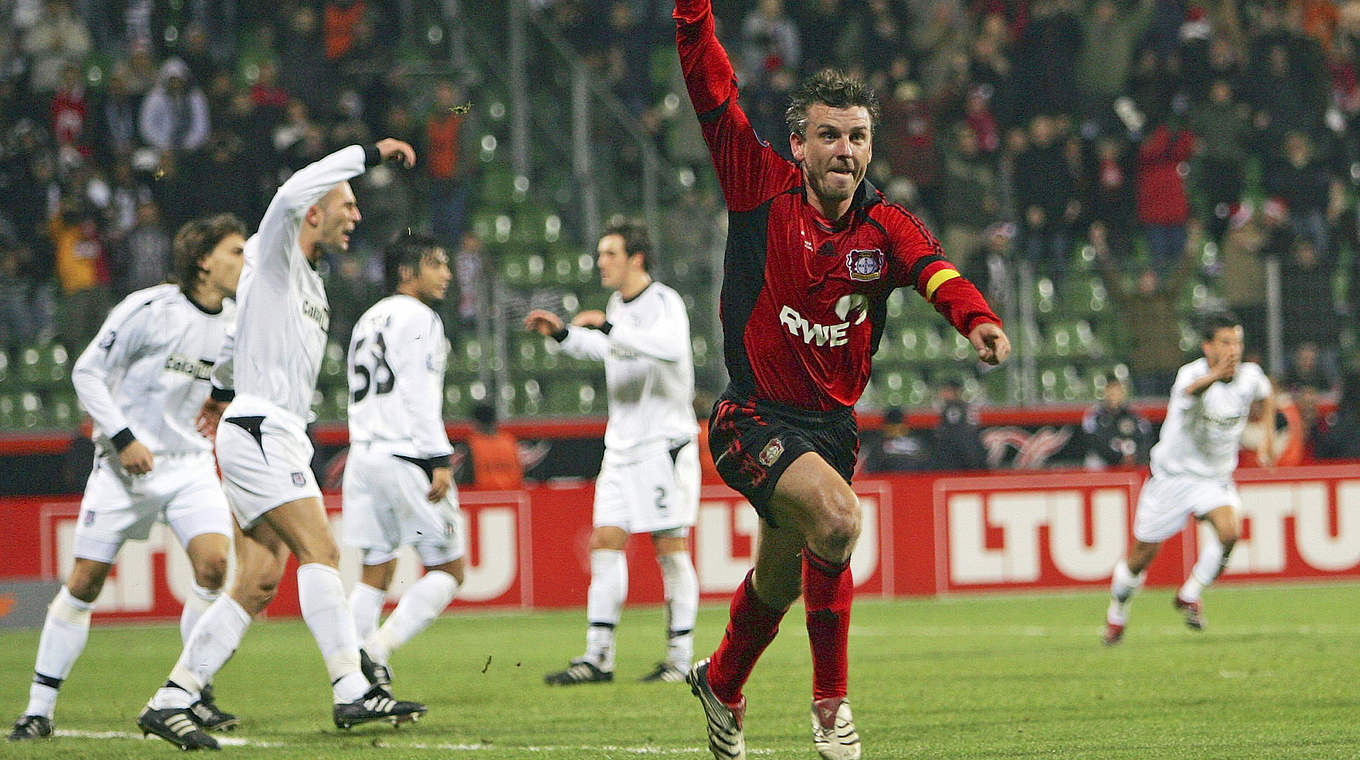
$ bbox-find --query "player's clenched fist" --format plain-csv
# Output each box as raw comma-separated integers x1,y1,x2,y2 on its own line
376,138,416,168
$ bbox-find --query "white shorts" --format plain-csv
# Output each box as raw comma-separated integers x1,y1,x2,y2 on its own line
342,443,465,567
216,396,322,531
1132,473,1241,543
593,439,699,535
74,452,232,564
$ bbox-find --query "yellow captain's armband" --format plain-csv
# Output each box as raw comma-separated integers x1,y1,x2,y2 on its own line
924,269,960,300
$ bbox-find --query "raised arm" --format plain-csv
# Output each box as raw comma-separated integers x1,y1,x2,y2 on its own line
674,0,796,212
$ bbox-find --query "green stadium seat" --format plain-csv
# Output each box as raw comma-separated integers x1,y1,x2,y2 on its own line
18,344,70,390
44,392,79,429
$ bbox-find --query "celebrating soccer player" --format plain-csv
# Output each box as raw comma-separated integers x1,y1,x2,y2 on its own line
673,1,1011,758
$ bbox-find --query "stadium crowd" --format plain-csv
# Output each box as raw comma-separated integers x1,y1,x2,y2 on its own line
1,0,1359,465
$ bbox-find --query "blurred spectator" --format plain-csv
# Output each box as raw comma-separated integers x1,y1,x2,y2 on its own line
1086,137,1135,249
467,403,524,490
1187,79,1251,242
1314,371,1360,460
110,198,170,296
1081,376,1152,469
452,231,486,327
933,379,987,470
90,64,142,163
1283,341,1339,398
1010,0,1081,119
1015,114,1077,285
880,81,942,222
186,131,262,226
1264,130,1337,259
861,406,932,472
425,78,477,248
21,0,91,96
48,195,111,348
49,61,90,160
740,0,800,84
324,0,368,64
1134,118,1195,273
1075,0,1153,121
1092,219,1196,397
939,122,997,271
1279,236,1340,359
276,4,328,114
1219,199,1290,349
791,0,843,74
0,236,38,352
138,58,210,153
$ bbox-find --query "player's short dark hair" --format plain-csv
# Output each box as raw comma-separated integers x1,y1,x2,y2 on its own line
171,213,246,292
385,232,445,292
785,69,881,138
602,219,651,272
1198,311,1241,342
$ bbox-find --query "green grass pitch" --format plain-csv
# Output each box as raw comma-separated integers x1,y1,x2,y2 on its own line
1,583,1357,759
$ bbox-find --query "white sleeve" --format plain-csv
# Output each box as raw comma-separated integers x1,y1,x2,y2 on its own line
605,291,690,363
397,311,453,459
1253,365,1272,401
1168,364,1202,413
556,326,611,361
71,297,154,439
251,144,369,288
210,254,252,393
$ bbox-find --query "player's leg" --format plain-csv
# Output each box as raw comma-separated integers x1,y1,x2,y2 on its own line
139,522,284,750
179,531,237,731
764,454,862,760
1175,504,1240,629
646,531,697,682
546,525,628,684
364,557,462,670
263,497,427,726
1105,539,1161,643
10,558,112,740
351,559,396,644
1106,475,1188,643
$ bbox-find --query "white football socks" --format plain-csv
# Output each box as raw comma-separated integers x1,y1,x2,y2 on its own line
296,563,368,703
25,586,93,718
584,549,627,670
349,581,387,644
657,551,698,668
1107,559,1145,625
152,595,251,710
1180,530,1228,603
366,570,459,664
180,582,220,645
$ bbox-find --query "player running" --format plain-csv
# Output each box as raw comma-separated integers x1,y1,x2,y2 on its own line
526,219,701,686
9,215,245,742
136,140,427,750
673,1,1011,758
1103,312,1274,645
343,234,465,690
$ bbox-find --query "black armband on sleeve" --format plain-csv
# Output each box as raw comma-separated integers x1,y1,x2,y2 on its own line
428,454,452,469
210,385,235,402
111,428,137,452
551,326,569,342
363,143,382,167
598,321,614,335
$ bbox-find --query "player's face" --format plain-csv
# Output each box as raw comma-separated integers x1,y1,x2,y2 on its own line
318,182,361,251
596,233,640,292
201,232,246,298
412,248,452,304
791,103,872,215
1202,325,1244,365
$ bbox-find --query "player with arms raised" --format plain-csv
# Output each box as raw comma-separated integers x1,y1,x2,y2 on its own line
674,1,1011,758
1103,312,1274,645
343,234,465,689
136,140,427,750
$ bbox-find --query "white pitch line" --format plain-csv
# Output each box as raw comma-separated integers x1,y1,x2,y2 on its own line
55,729,772,755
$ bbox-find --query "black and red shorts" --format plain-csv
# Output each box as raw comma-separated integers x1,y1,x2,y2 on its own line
708,389,858,525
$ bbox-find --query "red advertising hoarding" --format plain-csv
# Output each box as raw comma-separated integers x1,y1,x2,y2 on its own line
2,466,1358,624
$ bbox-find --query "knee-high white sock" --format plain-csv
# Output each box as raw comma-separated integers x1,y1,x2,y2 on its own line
180,583,220,645
584,549,627,670
25,586,93,718
151,595,251,710
1180,531,1228,603
349,582,386,644
657,551,698,668
367,571,459,663
1107,560,1145,625
297,563,367,702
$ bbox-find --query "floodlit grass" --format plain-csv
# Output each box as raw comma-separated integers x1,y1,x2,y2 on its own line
1,583,1358,759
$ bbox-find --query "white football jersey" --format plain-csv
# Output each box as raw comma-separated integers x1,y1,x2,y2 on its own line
72,283,235,457
346,294,453,459
1149,357,1272,480
556,281,698,457
229,145,369,420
